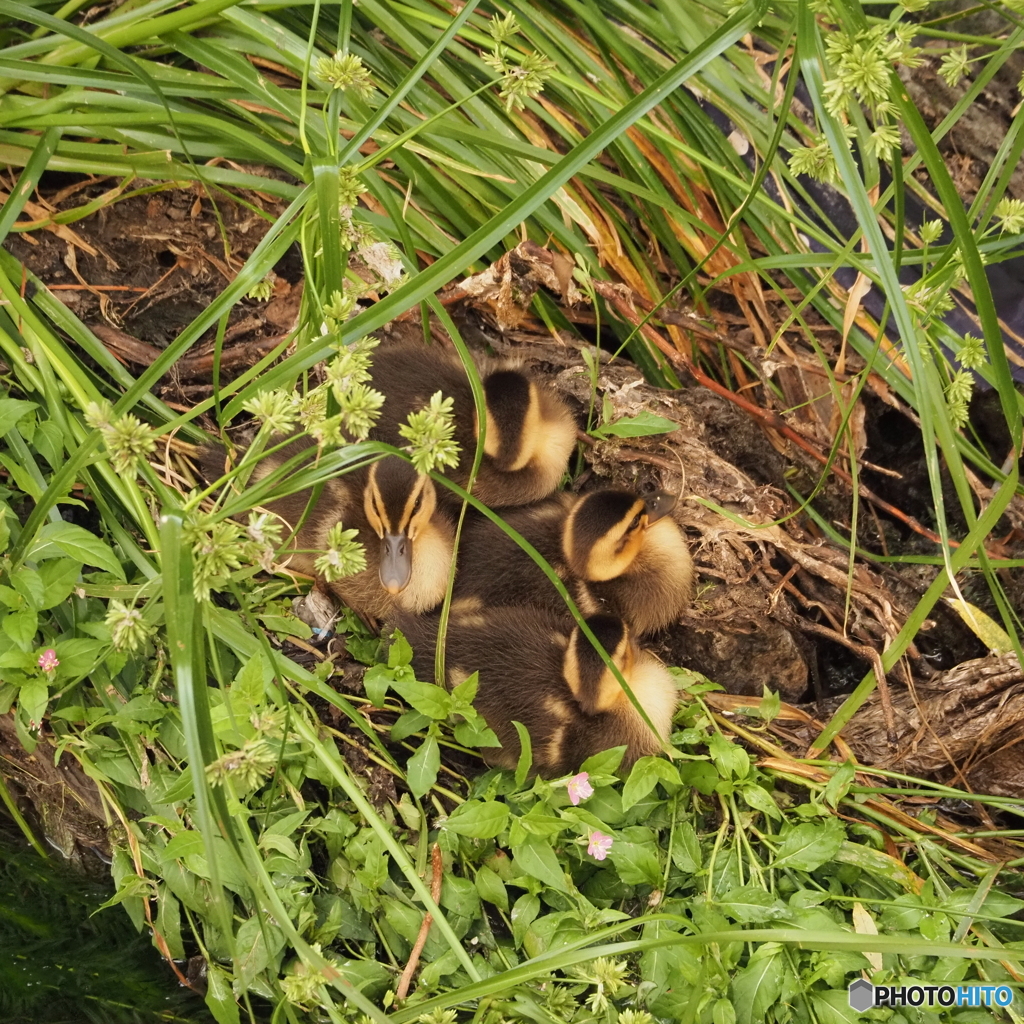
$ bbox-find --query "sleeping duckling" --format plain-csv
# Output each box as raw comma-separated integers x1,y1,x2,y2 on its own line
397,607,677,777
452,488,693,635
367,343,576,507
202,441,454,621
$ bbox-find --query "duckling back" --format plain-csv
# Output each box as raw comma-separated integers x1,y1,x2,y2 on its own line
367,343,576,507
396,606,677,777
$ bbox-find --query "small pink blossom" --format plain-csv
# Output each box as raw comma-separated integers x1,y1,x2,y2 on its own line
567,772,594,806
37,649,59,673
587,830,613,861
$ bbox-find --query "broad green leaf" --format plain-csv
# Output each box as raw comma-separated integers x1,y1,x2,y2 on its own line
162,830,207,861
390,709,430,741
678,759,720,795
708,732,750,779
0,398,37,435
406,732,439,797
513,720,532,787
32,521,125,579
740,783,783,821
822,761,856,809
11,568,44,610
510,892,540,948
474,865,508,911
672,821,703,874
363,663,393,707
388,628,413,668
580,745,626,776
444,799,509,839
731,944,785,1024
607,838,662,888
512,839,568,892
3,608,37,650
717,886,791,924
38,558,81,609
18,679,47,726
592,411,678,438
391,677,451,719
204,965,240,1024
622,756,681,810
773,819,845,872
53,638,106,678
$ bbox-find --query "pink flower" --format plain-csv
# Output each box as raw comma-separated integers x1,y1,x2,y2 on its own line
587,830,613,861
37,649,59,673
567,772,594,806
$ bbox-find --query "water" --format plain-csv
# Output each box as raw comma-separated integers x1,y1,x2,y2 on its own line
0,824,214,1024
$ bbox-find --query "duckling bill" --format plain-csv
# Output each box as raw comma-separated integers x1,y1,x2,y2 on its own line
452,487,693,635
396,607,678,777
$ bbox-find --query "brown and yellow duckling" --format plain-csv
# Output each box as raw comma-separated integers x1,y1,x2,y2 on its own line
397,607,677,777
203,442,454,622
451,487,693,636
367,343,577,508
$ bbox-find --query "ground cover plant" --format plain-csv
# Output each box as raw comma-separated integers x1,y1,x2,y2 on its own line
2,0,1024,1021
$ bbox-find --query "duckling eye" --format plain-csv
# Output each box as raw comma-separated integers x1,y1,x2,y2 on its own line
629,512,642,531
411,494,424,517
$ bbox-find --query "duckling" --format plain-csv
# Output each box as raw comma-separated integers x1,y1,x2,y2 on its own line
366,343,577,507
396,607,677,777
451,488,693,635
201,441,454,621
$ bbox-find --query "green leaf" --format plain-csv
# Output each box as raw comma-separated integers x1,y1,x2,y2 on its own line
204,965,240,1024
607,838,662,887
391,676,451,719
38,558,81,610
363,664,393,708
18,679,48,726
510,892,540,948
444,799,509,839
580,745,625,776
672,821,703,874
453,715,501,748
11,568,44,610
53,639,106,678
716,886,791,924
390,709,431,742
708,731,750,779
731,944,785,1024
406,732,440,797
621,756,681,810
32,521,125,579
474,865,509,912
773,819,846,872
0,398,37,436
449,670,478,711
388,627,413,668
678,760,720,796
592,411,678,438
740,783,783,821
513,720,532,787
822,761,856,809
2,608,37,650
163,830,207,861
511,838,568,892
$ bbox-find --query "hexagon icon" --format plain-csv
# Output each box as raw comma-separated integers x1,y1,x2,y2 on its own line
848,979,875,1012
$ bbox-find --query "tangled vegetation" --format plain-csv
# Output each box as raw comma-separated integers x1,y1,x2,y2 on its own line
1,0,1024,1021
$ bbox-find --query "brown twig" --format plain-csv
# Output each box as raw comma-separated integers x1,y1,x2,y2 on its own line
396,842,444,1002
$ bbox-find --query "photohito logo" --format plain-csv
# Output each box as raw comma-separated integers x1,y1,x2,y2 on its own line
848,979,1014,1011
